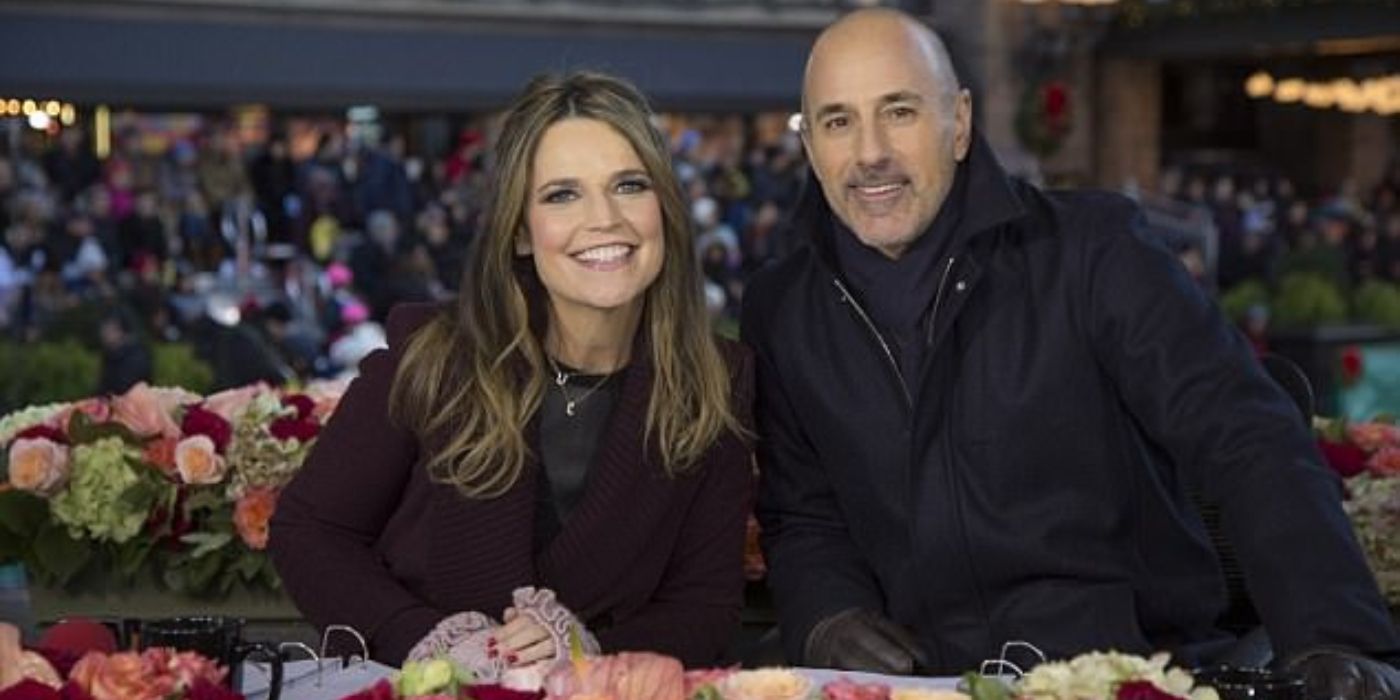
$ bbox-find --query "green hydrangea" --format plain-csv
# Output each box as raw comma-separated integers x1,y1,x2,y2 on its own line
50,437,152,543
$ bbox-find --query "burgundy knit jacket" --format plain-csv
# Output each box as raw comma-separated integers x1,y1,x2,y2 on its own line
268,303,755,666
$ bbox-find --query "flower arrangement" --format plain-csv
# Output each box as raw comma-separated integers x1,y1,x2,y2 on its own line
0,380,345,597
0,628,239,700
963,652,1218,700
1315,416,1400,603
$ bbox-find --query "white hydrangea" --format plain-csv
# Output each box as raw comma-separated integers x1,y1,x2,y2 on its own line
1018,651,1218,700
0,402,72,446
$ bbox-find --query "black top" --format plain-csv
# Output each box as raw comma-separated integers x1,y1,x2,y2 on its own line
534,362,621,551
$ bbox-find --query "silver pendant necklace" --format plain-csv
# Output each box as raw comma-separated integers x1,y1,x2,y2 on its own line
546,355,614,417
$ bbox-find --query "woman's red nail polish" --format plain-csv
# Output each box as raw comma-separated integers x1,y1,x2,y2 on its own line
487,649,498,658
507,654,518,664
487,638,496,647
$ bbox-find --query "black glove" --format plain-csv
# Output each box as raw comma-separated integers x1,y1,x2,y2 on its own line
803,608,928,675
1282,647,1400,700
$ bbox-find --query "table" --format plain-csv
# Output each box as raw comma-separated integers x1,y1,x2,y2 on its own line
240,661,963,700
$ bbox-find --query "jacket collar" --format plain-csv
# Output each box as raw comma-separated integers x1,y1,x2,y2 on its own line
796,129,1028,272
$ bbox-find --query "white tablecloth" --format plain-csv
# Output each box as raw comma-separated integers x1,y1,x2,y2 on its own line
241,661,963,700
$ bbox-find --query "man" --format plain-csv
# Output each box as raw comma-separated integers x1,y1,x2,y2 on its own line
741,8,1400,697
97,311,152,396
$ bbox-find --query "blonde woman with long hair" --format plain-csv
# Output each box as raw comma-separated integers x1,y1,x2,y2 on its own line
270,72,753,670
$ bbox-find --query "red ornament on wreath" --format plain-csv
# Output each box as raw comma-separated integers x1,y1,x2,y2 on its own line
1015,79,1074,159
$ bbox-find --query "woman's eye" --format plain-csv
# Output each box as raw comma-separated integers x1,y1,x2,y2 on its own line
616,178,652,194
542,189,577,204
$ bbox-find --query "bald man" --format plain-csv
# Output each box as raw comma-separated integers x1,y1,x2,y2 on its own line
741,8,1400,696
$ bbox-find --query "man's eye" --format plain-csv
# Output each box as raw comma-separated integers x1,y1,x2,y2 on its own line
822,116,849,132
886,106,917,121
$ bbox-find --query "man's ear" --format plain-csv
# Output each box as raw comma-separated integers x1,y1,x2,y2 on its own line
953,88,973,162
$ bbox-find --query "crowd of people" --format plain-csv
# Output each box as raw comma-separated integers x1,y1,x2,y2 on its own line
1158,164,1400,294
2,112,1396,397
0,114,806,395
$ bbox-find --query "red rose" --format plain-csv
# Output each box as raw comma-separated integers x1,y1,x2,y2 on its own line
1116,680,1183,700
339,679,397,700
268,417,319,443
469,684,545,700
0,679,61,700
281,394,315,421
14,425,67,445
1340,345,1364,386
181,406,232,454
1319,438,1368,478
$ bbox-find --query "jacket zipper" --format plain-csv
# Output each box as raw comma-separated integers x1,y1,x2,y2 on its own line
925,256,958,347
832,278,913,410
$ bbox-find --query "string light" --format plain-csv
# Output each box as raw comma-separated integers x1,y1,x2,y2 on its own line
1245,71,1400,115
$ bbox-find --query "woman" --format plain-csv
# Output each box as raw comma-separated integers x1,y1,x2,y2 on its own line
268,72,754,670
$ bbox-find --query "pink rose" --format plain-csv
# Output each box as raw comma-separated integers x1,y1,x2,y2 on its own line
56,399,111,434
7,438,70,496
111,384,183,439
1347,422,1400,453
1367,446,1400,477
144,648,226,690
202,384,266,423
233,487,279,550
174,436,227,485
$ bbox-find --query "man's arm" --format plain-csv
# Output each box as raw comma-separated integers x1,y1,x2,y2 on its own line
741,292,889,664
1083,198,1400,660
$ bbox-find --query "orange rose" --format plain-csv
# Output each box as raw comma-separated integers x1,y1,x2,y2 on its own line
70,651,175,700
175,435,227,485
234,487,279,549
143,435,180,477
7,437,70,496
111,383,185,439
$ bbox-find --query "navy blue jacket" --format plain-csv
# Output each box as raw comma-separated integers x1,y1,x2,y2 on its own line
741,134,1400,673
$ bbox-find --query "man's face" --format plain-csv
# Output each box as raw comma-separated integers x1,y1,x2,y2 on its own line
802,25,971,259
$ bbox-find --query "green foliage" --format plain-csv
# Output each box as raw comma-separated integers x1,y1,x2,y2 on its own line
1219,278,1270,323
153,343,214,394
1352,279,1400,328
1271,273,1349,329
0,341,100,413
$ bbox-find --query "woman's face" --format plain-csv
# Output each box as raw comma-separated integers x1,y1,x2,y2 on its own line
523,118,665,322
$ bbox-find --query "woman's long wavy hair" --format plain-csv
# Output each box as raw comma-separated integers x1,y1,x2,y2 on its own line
389,71,745,498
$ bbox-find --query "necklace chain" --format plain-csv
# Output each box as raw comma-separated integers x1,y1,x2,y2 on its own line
545,355,615,417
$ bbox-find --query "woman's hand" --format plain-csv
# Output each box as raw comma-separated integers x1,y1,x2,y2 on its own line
491,607,557,667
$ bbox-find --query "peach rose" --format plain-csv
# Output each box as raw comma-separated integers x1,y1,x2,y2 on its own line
203,384,266,422
1368,446,1400,477
234,487,279,550
70,651,174,700
7,437,70,496
175,435,227,485
718,669,812,700
111,383,184,439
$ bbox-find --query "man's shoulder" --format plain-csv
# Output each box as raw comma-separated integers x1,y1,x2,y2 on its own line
741,245,822,339
1031,186,1143,238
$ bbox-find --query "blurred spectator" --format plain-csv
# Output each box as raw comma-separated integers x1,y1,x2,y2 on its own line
197,128,250,214
97,311,152,395
42,128,101,202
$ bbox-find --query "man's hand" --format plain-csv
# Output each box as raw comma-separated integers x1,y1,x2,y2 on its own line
803,608,928,675
1283,647,1400,700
